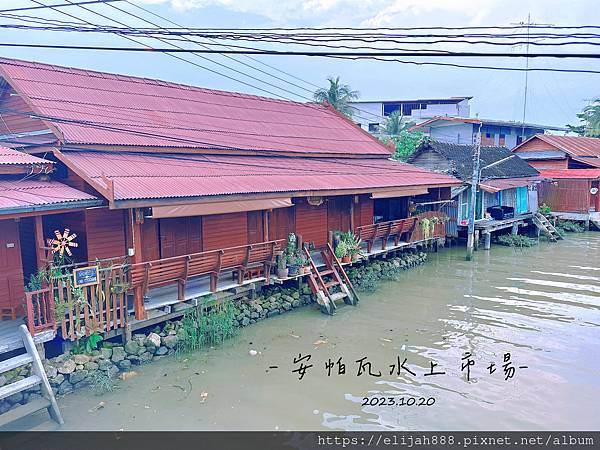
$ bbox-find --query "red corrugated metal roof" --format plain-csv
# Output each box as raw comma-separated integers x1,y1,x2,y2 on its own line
539,169,600,179
0,146,53,166
62,151,460,203
0,57,390,157
0,178,100,213
523,135,600,158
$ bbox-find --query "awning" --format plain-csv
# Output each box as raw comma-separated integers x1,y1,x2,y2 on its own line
479,177,541,193
151,197,293,218
370,187,429,199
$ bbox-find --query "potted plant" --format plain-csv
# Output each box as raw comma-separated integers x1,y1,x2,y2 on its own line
341,231,364,261
298,253,310,274
288,251,300,276
276,253,288,278
334,240,350,263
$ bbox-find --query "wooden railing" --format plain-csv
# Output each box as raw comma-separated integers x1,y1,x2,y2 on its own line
129,239,285,299
54,266,129,340
25,288,56,334
25,265,129,340
356,217,417,252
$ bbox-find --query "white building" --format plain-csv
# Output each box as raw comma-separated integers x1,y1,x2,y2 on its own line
349,97,472,133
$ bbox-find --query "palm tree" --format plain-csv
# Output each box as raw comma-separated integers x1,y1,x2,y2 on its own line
382,110,415,136
313,76,359,118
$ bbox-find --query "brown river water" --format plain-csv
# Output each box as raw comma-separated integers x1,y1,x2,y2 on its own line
18,233,600,430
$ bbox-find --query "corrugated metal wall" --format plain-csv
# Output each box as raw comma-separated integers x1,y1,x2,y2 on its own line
538,179,591,213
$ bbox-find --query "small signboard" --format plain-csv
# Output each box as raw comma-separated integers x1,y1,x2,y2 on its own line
73,265,100,288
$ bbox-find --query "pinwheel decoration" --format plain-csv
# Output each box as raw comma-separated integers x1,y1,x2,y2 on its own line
47,228,79,257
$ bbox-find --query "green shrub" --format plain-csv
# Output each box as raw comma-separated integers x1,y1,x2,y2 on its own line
556,220,585,233
176,302,238,355
497,234,538,247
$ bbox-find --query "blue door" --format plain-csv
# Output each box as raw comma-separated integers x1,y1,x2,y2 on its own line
516,187,528,214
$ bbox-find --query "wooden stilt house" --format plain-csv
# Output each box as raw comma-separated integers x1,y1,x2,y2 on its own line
0,57,459,342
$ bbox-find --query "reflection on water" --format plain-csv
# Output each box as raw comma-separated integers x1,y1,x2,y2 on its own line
31,233,600,430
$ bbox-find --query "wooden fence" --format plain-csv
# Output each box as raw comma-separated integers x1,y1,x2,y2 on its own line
25,265,129,340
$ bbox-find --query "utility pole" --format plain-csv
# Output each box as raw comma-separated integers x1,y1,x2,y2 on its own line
511,14,554,138
466,123,482,261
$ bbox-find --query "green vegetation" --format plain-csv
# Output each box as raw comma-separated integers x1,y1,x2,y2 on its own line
71,332,103,354
381,130,425,161
313,76,359,118
497,234,538,247
538,203,552,216
567,98,600,136
556,220,585,233
176,302,238,355
334,240,348,259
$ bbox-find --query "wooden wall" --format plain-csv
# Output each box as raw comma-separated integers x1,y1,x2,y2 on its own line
43,211,88,263
295,200,328,248
140,219,160,262
0,220,25,311
203,212,248,250
160,216,202,258
270,207,295,241
327,196,352,233
353,195,374,229
247,210,265,244
85,208,127,261
527,159,568,170
410,149,451,173
538,179,591,213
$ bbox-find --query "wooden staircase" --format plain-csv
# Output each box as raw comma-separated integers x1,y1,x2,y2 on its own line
0,325,63,429
304,244,360,315
533,212,564,242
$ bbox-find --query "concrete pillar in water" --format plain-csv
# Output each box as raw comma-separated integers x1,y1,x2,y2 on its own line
512,222,519,235
474,230,480,251
484,232,491,250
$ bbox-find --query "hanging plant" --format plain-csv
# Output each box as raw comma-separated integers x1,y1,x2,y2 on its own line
420,218,431,240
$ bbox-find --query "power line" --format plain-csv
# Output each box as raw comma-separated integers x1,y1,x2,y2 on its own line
1,42,599,58
0,0,122,13
29,0,305,101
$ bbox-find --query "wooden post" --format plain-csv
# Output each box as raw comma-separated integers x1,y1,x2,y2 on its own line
484,232,491,250
349,199,355,232
263,210,270,241
33,215,46,271
130,209,146,320
512,222,519,235
474,230,480,250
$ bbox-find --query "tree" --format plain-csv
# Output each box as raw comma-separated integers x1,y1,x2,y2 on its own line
313,76,359,118
381,131,425,162
381,110,416,136
567,99,600,137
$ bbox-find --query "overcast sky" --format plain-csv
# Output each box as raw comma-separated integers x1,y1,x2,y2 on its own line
1,0,599,128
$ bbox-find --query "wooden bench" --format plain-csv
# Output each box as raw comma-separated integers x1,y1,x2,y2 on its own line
356,218,418,252
129,240,283,300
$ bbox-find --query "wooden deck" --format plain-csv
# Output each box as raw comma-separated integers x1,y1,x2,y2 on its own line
0,319,56,353
473,213,533,233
